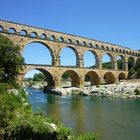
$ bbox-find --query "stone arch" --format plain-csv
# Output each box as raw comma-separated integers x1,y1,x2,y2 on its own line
20,30,27,36
24,68,55,89
0,25,4,32
83,50,99,68
31,32,37,38
84,71,100,86
89,43,93,47
22,41,55,65
102,52,115,69
104,72,116,84
128,56,135,69
58,37,64,42
116,54,125,70
60,46,79,66
67,39,72,44
61,70,80,87
118,72,126,81
75,40,80,45
8,27,16,34
40,33,47,39
50,35,56,41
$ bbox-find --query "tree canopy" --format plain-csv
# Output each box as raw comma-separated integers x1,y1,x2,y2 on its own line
0,34,25,86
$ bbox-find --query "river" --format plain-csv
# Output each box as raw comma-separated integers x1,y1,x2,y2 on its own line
27,88,140,140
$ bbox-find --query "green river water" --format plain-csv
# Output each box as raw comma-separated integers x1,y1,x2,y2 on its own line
28,88,140,140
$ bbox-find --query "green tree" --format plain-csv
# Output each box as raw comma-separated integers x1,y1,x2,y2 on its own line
62,72,69,79
33,73,46,81
0,34,25,86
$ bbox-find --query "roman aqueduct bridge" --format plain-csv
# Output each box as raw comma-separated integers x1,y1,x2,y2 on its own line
0,20,139,89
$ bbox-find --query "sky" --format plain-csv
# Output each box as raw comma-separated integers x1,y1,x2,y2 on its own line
0,0,140,77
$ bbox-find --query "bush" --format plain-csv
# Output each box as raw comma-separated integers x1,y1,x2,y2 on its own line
134,89,140,95
72,133,97,140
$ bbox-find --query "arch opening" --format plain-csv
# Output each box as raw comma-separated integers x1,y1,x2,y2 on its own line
84,71,100,87
8,28,16,34
116,55,125,70
61,70,80,88
83,50,98,68
60,46,79,66
0,26,3,32
128,57,135,70
24,69,55,90
20,30,27,36
104,72,115,84
31,32,37,38
22,42,54,65
102,53,114,69
118,73,126,81
40,33,46,39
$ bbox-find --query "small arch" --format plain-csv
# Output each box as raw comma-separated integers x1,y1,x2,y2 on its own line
111,47,114,52
89,43,93,47
61,70,80,88
95,44,99,49
76,40,80,45
116,48,118,52
40,33,47,39
8,27,16,34
58,37,64,42
67,39,72,44
101,45,104,50
31,32,37,38
84,71,100,86
118,73,126,81
104,72,116,84
106,46,110,51
82,41,86,46
0,26,4,32
50,35,55,41
20,30,27,36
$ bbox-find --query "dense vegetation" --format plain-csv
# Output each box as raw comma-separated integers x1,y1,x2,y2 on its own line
0,34,97,139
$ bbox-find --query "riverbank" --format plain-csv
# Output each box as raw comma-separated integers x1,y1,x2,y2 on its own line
52,79,140,98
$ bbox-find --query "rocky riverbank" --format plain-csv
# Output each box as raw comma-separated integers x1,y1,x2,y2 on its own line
52,80,140,99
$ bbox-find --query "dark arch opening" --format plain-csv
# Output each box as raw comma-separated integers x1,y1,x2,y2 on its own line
128,57,135,70
84,71,100,87
0,26,4,32
102,53,114,69
20,30,27,36
61,70,80,88
50,35,55,41
24,69,55,90
60,46,79,66
104,72,115,84
8,28,16,34
83,50,98,68
58,37,64,42
22,42,54,65
31,32,37,38
116,55,125,70
118,73,126,81
40,33,46,39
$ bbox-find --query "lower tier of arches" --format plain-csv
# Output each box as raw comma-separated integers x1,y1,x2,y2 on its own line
19,65,128,90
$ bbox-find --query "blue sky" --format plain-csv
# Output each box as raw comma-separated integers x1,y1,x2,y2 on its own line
0,0,140,77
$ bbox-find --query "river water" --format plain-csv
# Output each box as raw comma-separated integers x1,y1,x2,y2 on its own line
27,88,140,140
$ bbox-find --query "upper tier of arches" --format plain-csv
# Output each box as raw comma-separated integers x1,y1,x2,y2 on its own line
0,20,139,57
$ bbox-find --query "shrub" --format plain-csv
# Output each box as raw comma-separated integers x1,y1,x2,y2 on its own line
134,89,140,95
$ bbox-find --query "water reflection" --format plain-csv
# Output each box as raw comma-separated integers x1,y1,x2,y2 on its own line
28,89,140,140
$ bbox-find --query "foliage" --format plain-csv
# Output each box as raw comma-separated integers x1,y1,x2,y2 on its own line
102,62,111,69
134,89,140,95
62,72,69,79
72,133,97,140
33,73,46,81
0,34,25,86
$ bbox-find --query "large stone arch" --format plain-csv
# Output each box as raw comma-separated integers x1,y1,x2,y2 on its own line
22,41,56,65
128,56,135,70
61,70,80,87
83,50,99,68
101,52,115,69
60,46,80,66
104,72,116,84
84,71,100,86
24,67,55,89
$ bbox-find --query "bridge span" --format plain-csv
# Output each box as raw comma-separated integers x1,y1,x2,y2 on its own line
0,20,139,89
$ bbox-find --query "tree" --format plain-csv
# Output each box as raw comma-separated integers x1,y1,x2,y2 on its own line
0,34,25,86
33,73,46,81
